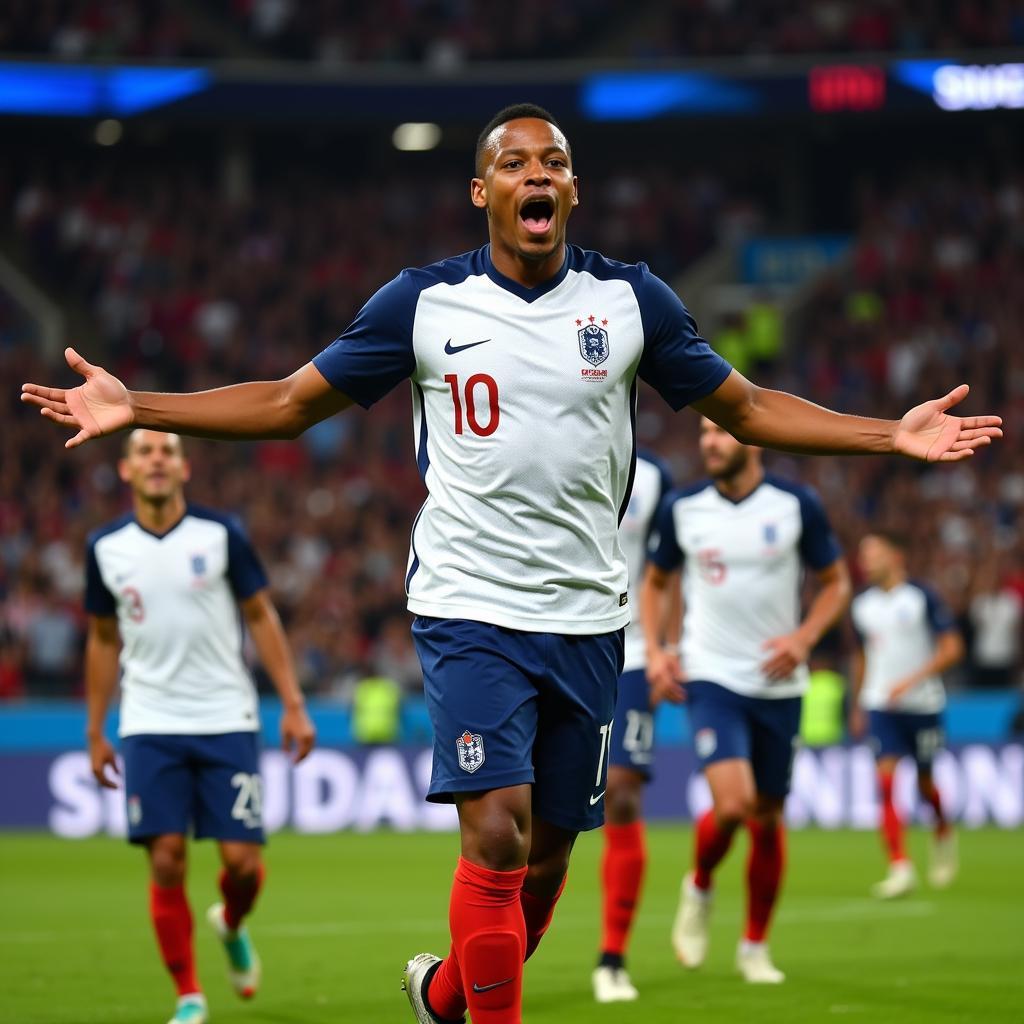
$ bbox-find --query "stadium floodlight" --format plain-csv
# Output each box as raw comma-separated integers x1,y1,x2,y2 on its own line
392,122,442,151
94,119,123,146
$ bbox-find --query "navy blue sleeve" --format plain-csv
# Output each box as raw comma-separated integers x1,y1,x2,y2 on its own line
796,485,843,570
634,265,732,411
84,541,116,616
225,518,269,600
919,583,957,635
312,270,420,409
647,491,684,572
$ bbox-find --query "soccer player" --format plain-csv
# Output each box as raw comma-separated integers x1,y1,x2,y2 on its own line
850,530,963,899
592,449,674,1003
642,418,851,983
84,430,316,1024
23,105,1000,1024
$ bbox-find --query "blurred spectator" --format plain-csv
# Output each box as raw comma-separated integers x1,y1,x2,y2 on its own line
968,559,1023,688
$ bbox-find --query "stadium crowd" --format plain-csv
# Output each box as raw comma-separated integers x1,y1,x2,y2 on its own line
4,0,1024,64
1,156,1022,705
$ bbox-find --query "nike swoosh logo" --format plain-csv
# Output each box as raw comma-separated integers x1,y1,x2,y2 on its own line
589,790,606,806
473,978,514,993
445,338,491,354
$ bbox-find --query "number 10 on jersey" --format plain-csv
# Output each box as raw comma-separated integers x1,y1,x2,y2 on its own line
445,373,500,437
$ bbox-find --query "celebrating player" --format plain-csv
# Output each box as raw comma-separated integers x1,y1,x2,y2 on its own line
84,430,316,1024
643,419,850,983
23,105,1000,1024
592,449,674,1003
850,530,963,898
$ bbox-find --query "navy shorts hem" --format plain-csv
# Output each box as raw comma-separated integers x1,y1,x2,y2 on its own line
426,769,536,803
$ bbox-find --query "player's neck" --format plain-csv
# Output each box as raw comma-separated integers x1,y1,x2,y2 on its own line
713,465,764,503
487,238,567,290
133,493,187,535
879,570,907,592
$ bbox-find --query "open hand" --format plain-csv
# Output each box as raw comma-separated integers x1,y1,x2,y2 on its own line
893,384,1002,462
21,347,134,448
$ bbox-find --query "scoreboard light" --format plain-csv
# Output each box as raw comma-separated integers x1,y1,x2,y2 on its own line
809,65,886,112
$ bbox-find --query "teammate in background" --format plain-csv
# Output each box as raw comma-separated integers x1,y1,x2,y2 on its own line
84,430,316,1024
23,105,1000,1024
592,449,674,1003
643,419,851,983
850,530,963,899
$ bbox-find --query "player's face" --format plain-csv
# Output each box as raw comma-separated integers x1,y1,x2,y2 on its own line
858,535,901,584
119,430,189,501
471,118,578,263
699,418,749,479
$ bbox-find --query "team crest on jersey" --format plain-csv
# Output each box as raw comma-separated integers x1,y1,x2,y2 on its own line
695,728,718,759
456,730,485,773
763,523,778,545
191,553,207,577
578,321,610,366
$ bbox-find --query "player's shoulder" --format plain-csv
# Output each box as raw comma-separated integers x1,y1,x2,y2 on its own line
664,478,715,508
399,247,490,292
184,504,247,537
86,512,135,550
569,245,650,284
762,473,822,505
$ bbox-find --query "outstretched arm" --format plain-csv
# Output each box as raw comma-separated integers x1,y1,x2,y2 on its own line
22,348,352,448
694,370,1001,462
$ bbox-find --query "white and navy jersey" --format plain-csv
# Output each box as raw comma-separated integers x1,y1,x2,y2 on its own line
619,451,673,672
648,475,841,698
852,581,956,714
313,244,730,635
85,506,268,737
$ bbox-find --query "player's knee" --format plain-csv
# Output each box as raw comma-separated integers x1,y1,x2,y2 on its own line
222,846,262,883
462,815,529,871
715,795,754,829
604,782,642,825
148,838,186,885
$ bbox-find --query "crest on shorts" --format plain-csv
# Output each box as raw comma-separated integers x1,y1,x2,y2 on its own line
456,730,485,773
695,728,718,759
578,322,610,366
127,795,142,826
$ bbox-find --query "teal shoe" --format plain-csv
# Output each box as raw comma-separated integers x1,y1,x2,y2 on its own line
207,902,261,999
167,993,208,1024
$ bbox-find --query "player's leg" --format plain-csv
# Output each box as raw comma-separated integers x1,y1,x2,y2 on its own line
191,732,266,998
409,617,545,1024
593,667,652,1001
914,716,957,887
122,734,207,1024
868,712,916,897
522,814,575,961
736,695,799,984
673,682,754,968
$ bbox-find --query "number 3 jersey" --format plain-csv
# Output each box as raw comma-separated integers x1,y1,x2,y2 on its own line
313,244,731,635
647,475,841,698
85,507,268,736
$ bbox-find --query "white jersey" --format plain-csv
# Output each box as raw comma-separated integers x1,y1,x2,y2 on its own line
619,451,672,672
85,506,267,737
852,581,955,714
648,475,841,698
313,244,730,635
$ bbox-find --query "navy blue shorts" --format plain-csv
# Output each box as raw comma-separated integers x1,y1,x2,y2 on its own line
609,668,655,779
412,616,623,832
868,710,944,769
686,681,802,799
121,732,265,845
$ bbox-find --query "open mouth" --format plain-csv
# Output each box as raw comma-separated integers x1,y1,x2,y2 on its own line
520,195,554,236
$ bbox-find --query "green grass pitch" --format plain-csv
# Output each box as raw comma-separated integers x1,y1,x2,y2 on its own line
2,825,1021,1023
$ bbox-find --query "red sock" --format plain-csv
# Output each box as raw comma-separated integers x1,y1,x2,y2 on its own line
920,778,949,836
744,819,785,943
149,883,199,996
879,772,907,862
428,858,527,1024
521,873,566,961
693,810,735,890
219,863,265,931
600,821,646,957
